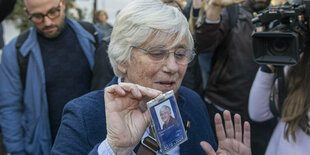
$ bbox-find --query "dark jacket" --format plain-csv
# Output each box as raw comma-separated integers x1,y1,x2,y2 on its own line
0,0,17,22
195,2,259,116
51,77,217,155
95,22,113,42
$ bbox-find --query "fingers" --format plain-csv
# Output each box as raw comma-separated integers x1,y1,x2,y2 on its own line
105,83,162,99
105,84,127,96
134,84,162,98
120,83,162,99
209,0,245,7
161,0,173,3
214,110,251,154
235,0,246,4
243,121,251,148
223,110,234,139
234,114,242,142
200,141,216,155
231,0,246,5
117,83,143,99
214,113,226,141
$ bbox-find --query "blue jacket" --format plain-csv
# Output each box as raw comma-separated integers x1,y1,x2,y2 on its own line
0,18,99,155
51,77,218,155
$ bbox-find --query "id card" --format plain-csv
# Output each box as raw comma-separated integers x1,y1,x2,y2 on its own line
147,90,187,153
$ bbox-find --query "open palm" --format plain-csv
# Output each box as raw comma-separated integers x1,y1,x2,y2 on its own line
201,110,251,155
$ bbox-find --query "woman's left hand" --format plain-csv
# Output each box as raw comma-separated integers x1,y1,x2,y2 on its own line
200,110,251,155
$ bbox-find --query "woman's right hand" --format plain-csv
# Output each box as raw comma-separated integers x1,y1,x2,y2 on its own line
104,83,162,155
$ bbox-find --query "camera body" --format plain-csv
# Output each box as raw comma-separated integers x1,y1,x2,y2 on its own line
252,0,310,66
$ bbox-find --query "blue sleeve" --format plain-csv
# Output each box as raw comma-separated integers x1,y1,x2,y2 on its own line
51,100,100,155
94,24,103,42
189,88,218,150
0,40,26,154
98,139,114,155
97,139,136,155
190,92,217,150
200,101,218,150
179,87,217,154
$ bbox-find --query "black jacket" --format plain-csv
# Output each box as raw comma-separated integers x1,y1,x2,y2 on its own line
0,0,17,22
195,2,259,117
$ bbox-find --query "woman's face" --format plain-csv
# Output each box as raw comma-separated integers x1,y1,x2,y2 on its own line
160,110,170,123
99,11,107,22
119,38,188,93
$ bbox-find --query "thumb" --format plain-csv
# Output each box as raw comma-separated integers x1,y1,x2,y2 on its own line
200,141,216,155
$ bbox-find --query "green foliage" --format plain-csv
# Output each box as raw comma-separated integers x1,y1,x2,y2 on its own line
6,0,32,32
6,0,86,32
65,0,87,21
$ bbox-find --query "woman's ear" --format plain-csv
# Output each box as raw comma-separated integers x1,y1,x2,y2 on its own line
118,64,127,74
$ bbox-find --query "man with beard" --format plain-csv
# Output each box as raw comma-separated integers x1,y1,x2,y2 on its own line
0,0,102,154
193,0,277,154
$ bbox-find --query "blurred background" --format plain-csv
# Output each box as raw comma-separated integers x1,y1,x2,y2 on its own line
2,0,132,44
1,0,284,45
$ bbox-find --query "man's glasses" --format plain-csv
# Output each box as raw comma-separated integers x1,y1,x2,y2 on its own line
131,46,195,65
28,1,62,24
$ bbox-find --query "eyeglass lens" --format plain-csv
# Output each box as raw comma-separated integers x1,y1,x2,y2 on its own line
146,48,193,64
29,2,61,23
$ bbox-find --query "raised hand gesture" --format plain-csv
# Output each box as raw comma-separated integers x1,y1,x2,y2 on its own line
105,83,162,154
193,0,207,8
208,0,245,8
201,110,251,155
204,0,245,21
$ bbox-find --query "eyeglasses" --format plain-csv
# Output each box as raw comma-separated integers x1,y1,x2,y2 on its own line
131,46,195,65
28,1,62,24
160,111,170,116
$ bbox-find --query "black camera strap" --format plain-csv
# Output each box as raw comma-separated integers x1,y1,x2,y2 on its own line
269,66,286,117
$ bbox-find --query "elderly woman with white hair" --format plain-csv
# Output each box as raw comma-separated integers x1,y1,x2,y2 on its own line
51,0,251,155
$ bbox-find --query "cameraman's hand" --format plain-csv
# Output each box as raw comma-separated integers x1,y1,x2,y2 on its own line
193,0,208,9
205,0,245,21
200,110,251,155
162,0,173,2
105,83,162,155
208,0,245,8
267,64,275,72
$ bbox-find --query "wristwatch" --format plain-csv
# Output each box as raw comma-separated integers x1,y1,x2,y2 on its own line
141,135,159,153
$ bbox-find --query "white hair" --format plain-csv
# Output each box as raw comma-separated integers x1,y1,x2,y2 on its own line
160,105,172,114
108,0,194,78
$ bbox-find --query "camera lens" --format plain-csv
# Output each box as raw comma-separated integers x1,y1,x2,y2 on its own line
268,38,289,56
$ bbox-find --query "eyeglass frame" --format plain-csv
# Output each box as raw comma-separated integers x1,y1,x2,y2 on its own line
131,45,196,65
27,0,63,24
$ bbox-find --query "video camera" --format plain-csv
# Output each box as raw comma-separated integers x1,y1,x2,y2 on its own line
252,0,310,66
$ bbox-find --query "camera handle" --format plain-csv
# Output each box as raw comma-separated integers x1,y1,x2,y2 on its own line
269,66,287,117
